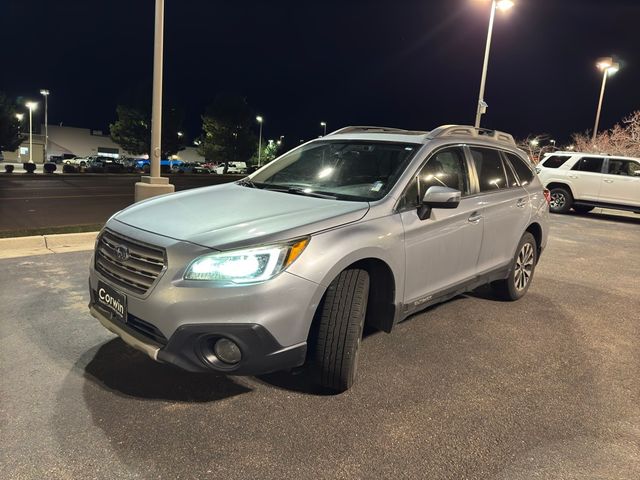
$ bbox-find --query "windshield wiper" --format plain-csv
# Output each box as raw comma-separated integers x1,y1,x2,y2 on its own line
237,177,258,188
261,184,338,199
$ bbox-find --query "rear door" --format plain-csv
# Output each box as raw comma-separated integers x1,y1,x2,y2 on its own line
599,158,640,207
467,146,532,274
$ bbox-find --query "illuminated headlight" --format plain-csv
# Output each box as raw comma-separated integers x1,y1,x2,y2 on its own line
184,238,309,283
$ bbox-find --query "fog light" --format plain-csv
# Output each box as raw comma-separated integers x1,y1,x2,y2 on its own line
213,338,242,364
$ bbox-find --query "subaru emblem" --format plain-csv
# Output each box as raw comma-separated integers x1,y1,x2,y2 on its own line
114,245,129,262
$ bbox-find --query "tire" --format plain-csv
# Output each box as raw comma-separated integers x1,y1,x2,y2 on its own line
311,268,370,392
573,205,594,214
492,232,537,301
549,187,573,213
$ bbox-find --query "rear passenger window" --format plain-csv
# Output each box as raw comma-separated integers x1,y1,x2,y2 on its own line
506,153,535,186
542,155,571,168
572,157,604,173
607,159,640,176
470,147,508,192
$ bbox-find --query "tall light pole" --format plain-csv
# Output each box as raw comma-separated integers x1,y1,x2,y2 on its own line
320,121,327,136
40,89,49,162
25,102,38,163
15,113,24,162
474,0,514,128
135,0,174,201
256,116,264,166
592,57,620,143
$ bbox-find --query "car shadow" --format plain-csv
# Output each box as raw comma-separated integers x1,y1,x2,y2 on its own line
83,338,251,402
569,210,640,225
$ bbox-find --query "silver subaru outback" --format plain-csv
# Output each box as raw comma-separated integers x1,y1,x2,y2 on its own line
89,125,549,392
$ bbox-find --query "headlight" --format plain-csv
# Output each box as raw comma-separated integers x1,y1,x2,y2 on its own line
184,238,309,283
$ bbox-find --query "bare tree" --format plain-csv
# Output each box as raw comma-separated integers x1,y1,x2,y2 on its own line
571,110,640,157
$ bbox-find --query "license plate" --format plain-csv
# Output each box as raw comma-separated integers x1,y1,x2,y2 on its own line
97,281,127,322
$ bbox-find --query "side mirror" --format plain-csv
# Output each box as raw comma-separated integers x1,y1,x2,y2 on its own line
417,186,462,220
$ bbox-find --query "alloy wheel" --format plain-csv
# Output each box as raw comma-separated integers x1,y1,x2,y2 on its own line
514,243,535,291
550,192,566,209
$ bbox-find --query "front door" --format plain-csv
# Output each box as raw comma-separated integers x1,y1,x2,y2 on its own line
400,147,483,306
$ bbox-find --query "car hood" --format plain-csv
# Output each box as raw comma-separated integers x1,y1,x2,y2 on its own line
113,183,370,250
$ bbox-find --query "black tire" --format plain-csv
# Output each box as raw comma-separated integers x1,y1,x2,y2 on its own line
573,205,594,214
492,232,537,301
311,268,370,392
549,187,573,213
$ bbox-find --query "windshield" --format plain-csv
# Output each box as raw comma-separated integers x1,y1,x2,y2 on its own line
249,141,419,201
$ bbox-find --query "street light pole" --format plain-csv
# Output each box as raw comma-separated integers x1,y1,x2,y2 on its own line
592,57,619,143
25,102,37,163
257,116,264,166
474,0,514,128
134,0,174,201
320,121,327,136
15,113,24,162
40,89,49,162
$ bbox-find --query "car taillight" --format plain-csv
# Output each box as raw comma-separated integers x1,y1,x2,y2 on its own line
543,189,551,205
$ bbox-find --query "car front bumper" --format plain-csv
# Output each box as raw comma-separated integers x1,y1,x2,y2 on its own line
88,222,324,375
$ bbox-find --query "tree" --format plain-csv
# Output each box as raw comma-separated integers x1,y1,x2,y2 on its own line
110,104,186,158
571,110,640,157
0,93,22,153
198,94,257,168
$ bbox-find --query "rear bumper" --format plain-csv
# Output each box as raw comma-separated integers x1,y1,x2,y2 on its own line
89,301,307,375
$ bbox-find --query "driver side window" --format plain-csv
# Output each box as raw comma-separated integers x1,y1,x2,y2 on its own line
400,147,470,210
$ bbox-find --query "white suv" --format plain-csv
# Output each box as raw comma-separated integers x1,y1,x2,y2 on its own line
536,152,640,214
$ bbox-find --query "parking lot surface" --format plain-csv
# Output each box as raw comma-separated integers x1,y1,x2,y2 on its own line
1,212,639,479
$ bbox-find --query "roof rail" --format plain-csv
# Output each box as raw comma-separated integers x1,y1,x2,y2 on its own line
329,126,428,136
427,125,516,146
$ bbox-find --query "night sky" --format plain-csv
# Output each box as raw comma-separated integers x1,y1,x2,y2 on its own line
2,0,638,146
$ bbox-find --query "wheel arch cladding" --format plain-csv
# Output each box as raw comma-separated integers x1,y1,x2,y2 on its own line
526,222,543,260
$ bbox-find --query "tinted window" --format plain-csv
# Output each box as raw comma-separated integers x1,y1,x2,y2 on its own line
470,147,508,192
400,147,469,209
607,159,640,176
542,155,571,168
506,153,535,186
572,157,604,173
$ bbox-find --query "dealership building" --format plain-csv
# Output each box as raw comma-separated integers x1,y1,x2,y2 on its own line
2,124,204,163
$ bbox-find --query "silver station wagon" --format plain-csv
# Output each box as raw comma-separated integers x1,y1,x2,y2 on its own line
89,125,550,392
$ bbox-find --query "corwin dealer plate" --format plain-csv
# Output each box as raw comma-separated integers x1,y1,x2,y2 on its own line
97,281,127,322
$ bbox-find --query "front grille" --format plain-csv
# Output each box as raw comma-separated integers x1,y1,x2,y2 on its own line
95,229,166,295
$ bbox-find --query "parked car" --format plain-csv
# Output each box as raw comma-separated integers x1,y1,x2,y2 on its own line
215,161,248,174
89,125,549,392
87,156,125,173
537,152,640,214
135,159,183,173
64,156,89,167
173,162,211,174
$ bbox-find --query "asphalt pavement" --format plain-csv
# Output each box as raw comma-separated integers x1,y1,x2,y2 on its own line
1,212,639,479
0,174,240,234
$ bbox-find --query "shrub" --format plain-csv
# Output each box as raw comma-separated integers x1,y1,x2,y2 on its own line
62,164,78,173
23,163,36,173
4,164,14,173
44,162,57,174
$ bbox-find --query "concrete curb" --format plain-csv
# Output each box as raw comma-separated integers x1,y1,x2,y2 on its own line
0,231,98,260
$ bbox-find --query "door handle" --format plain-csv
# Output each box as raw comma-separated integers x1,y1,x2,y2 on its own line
468,212,483,224
516,198,528,208
604,179,614,183
568,175,579,179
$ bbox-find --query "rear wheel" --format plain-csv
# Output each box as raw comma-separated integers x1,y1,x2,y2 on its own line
573,205,594,214
492,232,537,301
549,187,573,213
310,268,370,392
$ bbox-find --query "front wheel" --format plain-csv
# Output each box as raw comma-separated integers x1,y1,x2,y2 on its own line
310,268,370,392
492,232,537,301
549,187,573,213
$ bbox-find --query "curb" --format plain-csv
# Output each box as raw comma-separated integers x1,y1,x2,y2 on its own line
0,231,98,260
